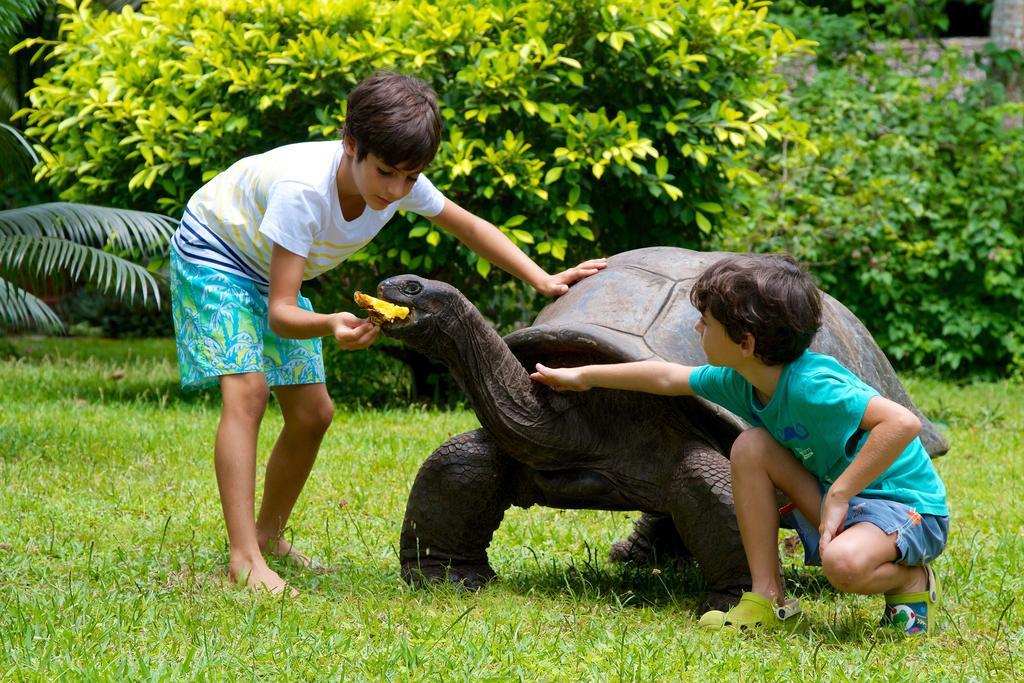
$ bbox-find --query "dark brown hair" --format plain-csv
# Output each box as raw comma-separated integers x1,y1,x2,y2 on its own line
342,71,442,170
690,254,822,365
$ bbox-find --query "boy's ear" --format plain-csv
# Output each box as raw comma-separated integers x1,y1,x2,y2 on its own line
739,332,756,357
342,133,356,156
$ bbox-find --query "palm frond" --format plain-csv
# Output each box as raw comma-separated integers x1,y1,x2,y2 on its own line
0,234,164,305
0,0,45,43
0,121,37,181
0,55,20,122
0,273,62,331
0,202,177,255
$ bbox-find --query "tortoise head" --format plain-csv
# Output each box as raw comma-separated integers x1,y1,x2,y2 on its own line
375,274,470,351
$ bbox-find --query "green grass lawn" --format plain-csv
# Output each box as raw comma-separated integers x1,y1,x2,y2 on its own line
1,338,1021,680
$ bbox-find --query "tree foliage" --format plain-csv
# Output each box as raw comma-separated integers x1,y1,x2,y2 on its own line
724,48,1024,376
772,1,964,42
16,0,810,327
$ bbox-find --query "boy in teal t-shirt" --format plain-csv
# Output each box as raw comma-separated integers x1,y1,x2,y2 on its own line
531,254,949,635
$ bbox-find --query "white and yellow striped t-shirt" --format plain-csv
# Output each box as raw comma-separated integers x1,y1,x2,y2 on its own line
171,141,445,289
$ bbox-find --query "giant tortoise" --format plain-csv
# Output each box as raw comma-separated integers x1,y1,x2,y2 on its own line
374,247,947,610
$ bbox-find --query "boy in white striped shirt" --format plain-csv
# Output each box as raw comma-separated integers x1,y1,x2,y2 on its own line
170,72,606,595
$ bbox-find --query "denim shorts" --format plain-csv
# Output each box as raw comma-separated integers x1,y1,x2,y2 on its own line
169,249,325,390
783,495,949,567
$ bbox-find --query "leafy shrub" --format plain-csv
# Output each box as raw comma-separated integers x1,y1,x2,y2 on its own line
18,0,809,330
768,1,867,65
57,285,174,338
772,1,954,41
724,48,1024,376
320,338,416,408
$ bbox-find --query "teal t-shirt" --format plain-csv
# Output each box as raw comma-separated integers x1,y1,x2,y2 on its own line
689,351,948,516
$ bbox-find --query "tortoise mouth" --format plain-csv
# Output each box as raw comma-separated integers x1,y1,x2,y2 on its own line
374,283,418,331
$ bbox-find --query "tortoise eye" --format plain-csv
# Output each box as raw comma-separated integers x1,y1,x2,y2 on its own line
400,281,423,296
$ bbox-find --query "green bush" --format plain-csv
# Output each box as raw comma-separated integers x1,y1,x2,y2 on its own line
320,338,417,408
778,1,953,40
18,0,808,327
724,48,1024,376
57,286,175,338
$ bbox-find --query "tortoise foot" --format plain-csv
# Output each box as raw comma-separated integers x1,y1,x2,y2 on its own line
608,538,655,565
609,513,690,566
401,560,497,591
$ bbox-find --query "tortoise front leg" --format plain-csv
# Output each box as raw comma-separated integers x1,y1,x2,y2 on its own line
668,446,751,612
400,428,517,589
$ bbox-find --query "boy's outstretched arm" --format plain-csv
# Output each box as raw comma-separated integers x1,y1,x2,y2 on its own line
818,396,922,551
268,244,379,349
530,361,696,396
430,199,606,296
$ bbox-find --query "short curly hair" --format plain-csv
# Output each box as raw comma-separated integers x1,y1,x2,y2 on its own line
342,71,442,170
689,254,822,366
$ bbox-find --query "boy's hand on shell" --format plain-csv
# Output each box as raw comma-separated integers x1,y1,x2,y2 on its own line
530,363,588,392
540,258,608,297
332,312,379,350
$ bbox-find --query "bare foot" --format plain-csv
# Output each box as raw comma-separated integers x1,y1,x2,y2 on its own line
230,559,299,597
261,537,320,570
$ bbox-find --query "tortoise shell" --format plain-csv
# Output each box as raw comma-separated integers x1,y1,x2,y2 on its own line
505,247,947,456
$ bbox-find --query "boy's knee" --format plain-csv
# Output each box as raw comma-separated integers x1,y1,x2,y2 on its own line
308,397,335,433
821,545,871,593
288,395,334,435
223,376,271,422
729,428,775,470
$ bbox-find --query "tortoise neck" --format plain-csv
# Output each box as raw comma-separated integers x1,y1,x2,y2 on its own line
427,300,559,453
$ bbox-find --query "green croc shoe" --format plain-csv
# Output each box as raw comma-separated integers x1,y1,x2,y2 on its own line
882,566,939,635
699,592,802,632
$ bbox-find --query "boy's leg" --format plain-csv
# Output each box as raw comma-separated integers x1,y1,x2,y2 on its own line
254,288,329,563
729,428,824,604
169,250,298,593
256,382,334,559
820,520,938,634
217,372,291,594
819,499,947,635
819,523,927,596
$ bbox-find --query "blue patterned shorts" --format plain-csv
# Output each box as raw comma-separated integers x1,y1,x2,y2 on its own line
169,249,325,390
784,496,949,567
